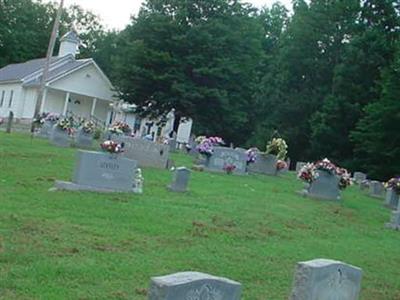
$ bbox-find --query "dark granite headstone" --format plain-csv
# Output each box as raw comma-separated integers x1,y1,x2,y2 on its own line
247,153,277,176
290,259,362,300
205,147,247,175
149,272,241,300
168,167,191,192
55,150,137,193
308,170,340,201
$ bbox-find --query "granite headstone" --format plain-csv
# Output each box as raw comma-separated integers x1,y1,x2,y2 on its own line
149,272,242,300
115,137,169,169
290,259,362,300
307,170,340,201
55,150,137,193
385,210,400,230
168,167,191,192
384,189,399,209
248,153,278,176
206,147,247,175
50,125,72,147
369,181,384,198
75,130,93,149
353,172,367,184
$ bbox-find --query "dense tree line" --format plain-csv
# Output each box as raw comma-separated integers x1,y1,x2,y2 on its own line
1,0,399,179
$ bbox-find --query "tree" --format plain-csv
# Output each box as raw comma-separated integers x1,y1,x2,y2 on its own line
113,0,264,144
351,43,400,180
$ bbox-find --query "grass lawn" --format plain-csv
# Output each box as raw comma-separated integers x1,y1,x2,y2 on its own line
0,132,399,299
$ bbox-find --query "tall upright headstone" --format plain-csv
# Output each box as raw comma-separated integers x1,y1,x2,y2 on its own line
384,189,399,209
168,167,191,192
149,272,242,300
50,125,72,147
290,259,362,300
247,153,278,176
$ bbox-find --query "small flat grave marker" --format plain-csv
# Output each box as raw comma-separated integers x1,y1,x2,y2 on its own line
290,258,362,300
149,271,241,300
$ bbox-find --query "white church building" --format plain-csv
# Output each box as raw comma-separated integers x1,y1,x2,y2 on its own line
0,30,115,125
0,29,193,143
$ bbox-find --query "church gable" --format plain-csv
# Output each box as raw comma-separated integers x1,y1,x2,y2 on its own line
48,61,115,101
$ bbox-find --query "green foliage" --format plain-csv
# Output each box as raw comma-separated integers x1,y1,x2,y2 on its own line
351,43,400,180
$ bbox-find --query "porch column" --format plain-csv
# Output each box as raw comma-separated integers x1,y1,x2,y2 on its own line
62,92,70,116
39,88,48,113
90,98,97,116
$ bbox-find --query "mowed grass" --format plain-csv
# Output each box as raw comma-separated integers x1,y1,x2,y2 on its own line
0,132,399,300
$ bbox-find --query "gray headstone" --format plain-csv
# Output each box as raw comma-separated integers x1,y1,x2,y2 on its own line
55,150,137,193
296,162,306,173
206,147,247,175
385,210,400,230
247,153,277,176
50,125,72,147
169,138,177,153
75,130,93,149
149,272,241,300
353,172,367,184
169,167,191,192
384,189,399,209
369,181,384,198
308,170,340,201
359,180,370,191
290,258,362,300
115,137,169,169
38,120,56,138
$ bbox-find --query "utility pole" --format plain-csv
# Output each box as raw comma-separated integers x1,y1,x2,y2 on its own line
30,0,64,133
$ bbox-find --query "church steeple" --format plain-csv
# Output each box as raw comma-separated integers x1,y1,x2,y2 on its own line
58,27,80,58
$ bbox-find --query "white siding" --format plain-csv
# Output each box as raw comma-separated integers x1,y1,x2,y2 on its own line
49,63,115,101
0,83,23,118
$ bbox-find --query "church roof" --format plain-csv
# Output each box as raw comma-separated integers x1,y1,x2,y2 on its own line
60,29,80,44
0,55,90,85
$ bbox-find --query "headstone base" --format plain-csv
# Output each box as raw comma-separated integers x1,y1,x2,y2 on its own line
54,180,138,194
297,189,341,201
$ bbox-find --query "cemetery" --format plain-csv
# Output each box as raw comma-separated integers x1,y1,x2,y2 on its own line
0,131,399,299
1,0,400,299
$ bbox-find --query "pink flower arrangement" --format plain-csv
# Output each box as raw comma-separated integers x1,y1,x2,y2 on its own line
246,148,258,164
196,136,224,156
100,140,125,154
276,160,288,171
297,158,352,190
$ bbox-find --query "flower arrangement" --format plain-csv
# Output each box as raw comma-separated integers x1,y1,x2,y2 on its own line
56,117,75,135
266,138,288,160
276,160,288,171
100,140,125,154
33,112,60,126
195,136,206,144
384,177,400,194
81,120,95,134
298,163,317,183
246,148,258,164
108,121,131,135
297,158,352,189
196,136,224,156
223,163,236,174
